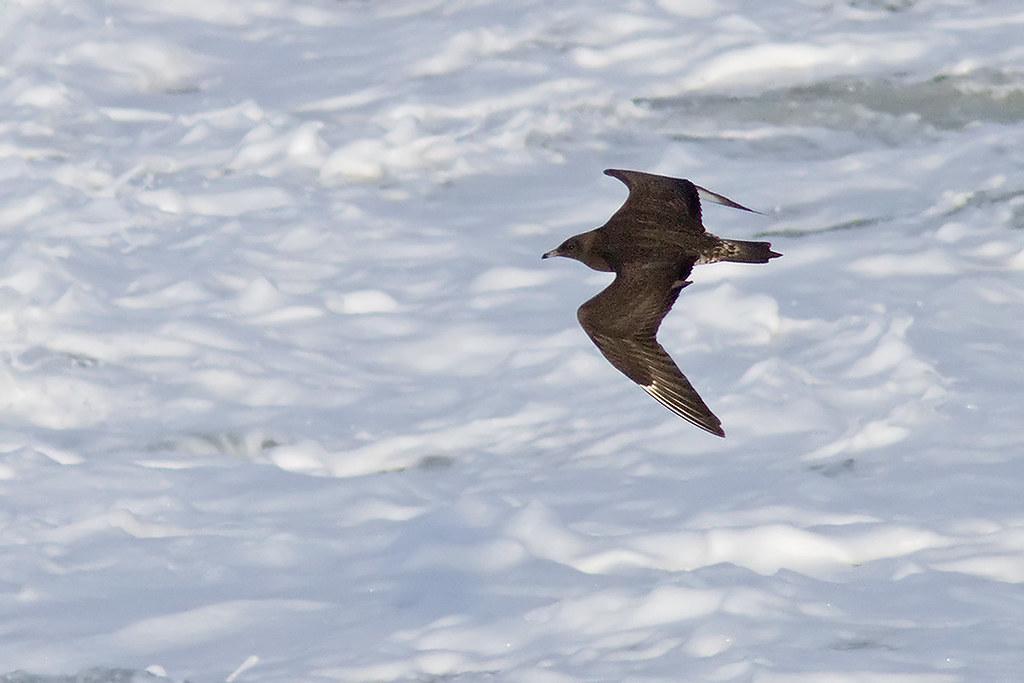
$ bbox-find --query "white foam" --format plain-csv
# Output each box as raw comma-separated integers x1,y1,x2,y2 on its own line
326,289,399,314
473,267,554,292
3,1,1024,680
63,40,205,93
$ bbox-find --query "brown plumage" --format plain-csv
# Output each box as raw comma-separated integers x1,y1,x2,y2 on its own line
542,169,781,437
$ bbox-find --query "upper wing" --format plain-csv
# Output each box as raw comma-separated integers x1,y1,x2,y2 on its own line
576,260,725,437
603,169,760,237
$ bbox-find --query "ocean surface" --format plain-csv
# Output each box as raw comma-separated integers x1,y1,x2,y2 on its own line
2,1,1023,681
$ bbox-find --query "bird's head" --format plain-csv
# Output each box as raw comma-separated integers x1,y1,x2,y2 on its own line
542,235,583,261
540,231,610,270
542,231,613,272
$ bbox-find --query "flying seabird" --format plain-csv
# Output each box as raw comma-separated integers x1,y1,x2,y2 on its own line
542,169,781,437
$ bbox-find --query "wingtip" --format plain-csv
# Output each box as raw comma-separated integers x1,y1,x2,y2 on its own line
692,418,726,438
603,168,637,191
700,418,726,438
642,384,727,438
694,184,763,215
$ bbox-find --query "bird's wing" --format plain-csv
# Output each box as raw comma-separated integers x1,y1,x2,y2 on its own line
603,169,760,237
576,260,724,437
693,183,762,215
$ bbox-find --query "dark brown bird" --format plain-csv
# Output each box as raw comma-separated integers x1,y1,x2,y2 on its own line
542,169,781,437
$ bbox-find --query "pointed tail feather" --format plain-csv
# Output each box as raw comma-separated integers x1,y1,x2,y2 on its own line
719,239,782,264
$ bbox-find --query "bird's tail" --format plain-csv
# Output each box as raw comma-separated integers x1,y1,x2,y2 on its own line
718,239,782,264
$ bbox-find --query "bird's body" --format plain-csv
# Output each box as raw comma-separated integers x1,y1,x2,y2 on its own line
542,169,781,437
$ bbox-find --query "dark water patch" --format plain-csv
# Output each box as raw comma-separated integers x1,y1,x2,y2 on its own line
639,69,1024,148
149,431,281,458
1,669,180,683
935,186,1024,219
12,346,100,370
829,637,897,651
757,217,883,239
808,457,856,478
847,0,918,11
372,453,456,476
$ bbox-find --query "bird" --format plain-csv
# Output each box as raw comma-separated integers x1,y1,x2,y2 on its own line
542,169,781,437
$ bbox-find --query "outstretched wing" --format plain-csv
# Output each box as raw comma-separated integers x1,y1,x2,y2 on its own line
576,260,725,437
603,169,760,237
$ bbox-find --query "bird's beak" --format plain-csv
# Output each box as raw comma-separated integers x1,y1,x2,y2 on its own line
541,248,560,260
